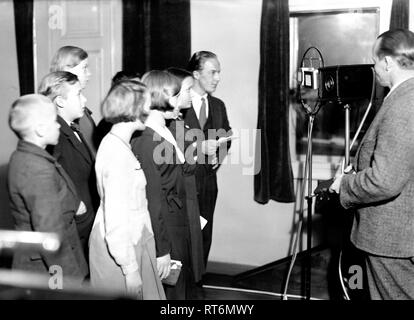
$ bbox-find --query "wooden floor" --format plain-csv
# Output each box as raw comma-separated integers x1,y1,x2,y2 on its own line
198,246,365,301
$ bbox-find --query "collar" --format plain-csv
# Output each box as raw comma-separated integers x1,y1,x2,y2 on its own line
57,116,78,137
58,115,74,127
84,107,93,116
17,140,57,163
145,117,166,134
386,76,414,99
57,116,72,132
145,120,185,163
190,89,208,101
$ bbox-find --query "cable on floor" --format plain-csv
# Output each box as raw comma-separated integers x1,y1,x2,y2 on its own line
202,284,324,300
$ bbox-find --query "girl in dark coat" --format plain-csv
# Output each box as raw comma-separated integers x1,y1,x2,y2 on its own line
166,67,205,284
131,70,196,299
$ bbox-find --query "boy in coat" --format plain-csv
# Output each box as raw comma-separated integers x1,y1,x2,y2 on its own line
7,94,88,286
38,71,99,259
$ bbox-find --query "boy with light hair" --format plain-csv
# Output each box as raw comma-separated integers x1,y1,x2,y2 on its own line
7,94,88,284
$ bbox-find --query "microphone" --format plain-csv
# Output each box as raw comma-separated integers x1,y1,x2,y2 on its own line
298,67,319,89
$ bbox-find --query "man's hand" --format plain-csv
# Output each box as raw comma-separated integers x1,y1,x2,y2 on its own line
156,253,171,280
76,201,86,216
201,140,218,156
329,175,343,194
329,165,355,194
211,155,219,170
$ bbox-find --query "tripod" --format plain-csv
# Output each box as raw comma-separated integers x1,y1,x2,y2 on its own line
299,100,352,300
298,100,323,300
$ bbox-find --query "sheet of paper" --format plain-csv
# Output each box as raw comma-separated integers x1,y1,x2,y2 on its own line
200,216,208,230
217,136,237,145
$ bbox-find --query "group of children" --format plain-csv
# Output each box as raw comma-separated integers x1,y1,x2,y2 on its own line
7,46,230,300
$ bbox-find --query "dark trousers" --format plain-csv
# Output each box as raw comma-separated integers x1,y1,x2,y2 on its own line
195,167,218,267
365,253,414,300
75,209,95,264
162,225,196,300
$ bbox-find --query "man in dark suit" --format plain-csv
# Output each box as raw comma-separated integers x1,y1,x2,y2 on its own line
38,71,99,261
184,51,232,268
330,29,414,299
7,94,88,284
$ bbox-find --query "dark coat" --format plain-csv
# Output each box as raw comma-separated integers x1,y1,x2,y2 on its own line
168,119,205,282
131,126,193,299
47,116,99,252
8,140,88,281
79,107,97,156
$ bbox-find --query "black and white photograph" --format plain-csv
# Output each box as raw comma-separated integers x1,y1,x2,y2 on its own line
0,0,413,309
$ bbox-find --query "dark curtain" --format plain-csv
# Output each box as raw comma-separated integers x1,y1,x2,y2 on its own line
390,0,410,30
122,0,191,75
13,0,34,95
254,0,294,204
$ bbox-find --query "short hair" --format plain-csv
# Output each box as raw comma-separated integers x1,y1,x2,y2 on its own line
141,70,180,112
101,79,149,124
166,67,193,83
376,29,414,69
187,51,218,72
111,70,141,86
50,46,88,72
9,94,54,139
38,71,79,101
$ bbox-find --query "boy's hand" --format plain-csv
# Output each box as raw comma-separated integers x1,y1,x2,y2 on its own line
157,253,171,279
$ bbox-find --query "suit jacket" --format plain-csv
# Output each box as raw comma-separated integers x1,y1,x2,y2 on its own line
340,78,414,258
131,127,189,258
181,95,232,176
47,116,99,241
79,107,97,156
8,140,88,280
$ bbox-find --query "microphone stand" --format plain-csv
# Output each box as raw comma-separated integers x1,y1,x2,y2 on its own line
338,101,352,300
299,100,323,300
343,103,351,167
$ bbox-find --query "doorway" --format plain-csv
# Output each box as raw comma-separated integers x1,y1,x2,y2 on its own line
34,0,122,122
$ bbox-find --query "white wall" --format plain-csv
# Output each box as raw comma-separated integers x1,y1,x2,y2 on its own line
0,0,19,229
191,0,393,268
191,0,296,267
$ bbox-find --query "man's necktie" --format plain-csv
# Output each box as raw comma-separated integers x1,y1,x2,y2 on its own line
199,97,207,129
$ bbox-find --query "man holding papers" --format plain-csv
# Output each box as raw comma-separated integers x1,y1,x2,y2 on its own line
183,51,232,269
